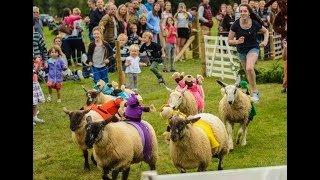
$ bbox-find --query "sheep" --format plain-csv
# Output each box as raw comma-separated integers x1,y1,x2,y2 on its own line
166,86,199,116
85,117,158,180
216,76,253,151
81,85,114,105
168,112,229,172
62,107,105,170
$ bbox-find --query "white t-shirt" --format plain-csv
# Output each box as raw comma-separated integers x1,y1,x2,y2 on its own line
125,56,141,73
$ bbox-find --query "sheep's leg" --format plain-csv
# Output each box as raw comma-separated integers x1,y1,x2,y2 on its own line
241,124,248,146
91,153,97,166
121,167,130,180
112,168,120,180
197,163,206,172
180,169,186,173
83,150,90,170
225,121,234,151
218,154,224,170
102,166,111,180
236,123,244,145
149,163,156,170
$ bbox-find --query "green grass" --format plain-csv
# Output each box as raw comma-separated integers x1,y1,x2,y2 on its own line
34,23,286,180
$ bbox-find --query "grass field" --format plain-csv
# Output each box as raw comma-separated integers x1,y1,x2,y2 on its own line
33,22,287,179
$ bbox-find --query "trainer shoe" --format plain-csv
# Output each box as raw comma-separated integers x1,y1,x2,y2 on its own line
33,117,45,123
57,99,61,103
77,70,84,80
158,77,165,84
252,91,260,102
47,96,51,102
33,122,36,126
281,88,287,93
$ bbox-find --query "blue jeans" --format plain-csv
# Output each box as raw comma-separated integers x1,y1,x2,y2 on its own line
91,66,109,83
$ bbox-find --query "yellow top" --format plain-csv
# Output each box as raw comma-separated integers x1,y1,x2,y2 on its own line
194,120,220,149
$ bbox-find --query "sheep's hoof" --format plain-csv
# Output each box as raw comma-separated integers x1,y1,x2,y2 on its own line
241,141,247,146
229,149,234,152
91,154,97,166
84,166,90,171
218,166,223,170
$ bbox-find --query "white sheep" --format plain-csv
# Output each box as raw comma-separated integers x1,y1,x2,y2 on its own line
85,117,158,180
62,107,105,170
168,112,229,172
166,86,199,116
216,76,253,151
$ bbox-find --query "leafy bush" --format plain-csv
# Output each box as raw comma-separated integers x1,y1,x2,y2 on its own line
237,62,283,84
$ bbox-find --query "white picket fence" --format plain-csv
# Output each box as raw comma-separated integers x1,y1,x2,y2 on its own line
204,35,240,80
141,165,287,180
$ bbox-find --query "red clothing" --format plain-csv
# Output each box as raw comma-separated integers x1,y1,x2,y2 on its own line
64,15,82,26
165,26,177,44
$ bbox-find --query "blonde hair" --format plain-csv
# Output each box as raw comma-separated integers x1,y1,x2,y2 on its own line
117,33,128,41
72,7,81,15
116,4,128,22
129,44,139,52
139,13,147,20
142,31,153,40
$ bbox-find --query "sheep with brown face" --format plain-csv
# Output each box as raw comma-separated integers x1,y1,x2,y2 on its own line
84,117,158,180
168,112,229,172
63,107,105,170
81,85,114,105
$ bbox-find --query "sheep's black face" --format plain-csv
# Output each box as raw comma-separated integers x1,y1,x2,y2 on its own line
69,111,85,131
85,122,104,148
169,120,186,142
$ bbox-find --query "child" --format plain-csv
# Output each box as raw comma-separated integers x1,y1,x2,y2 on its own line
86,26,113,84
125,44,147,91
45,45,67,103
128,24,140,46
140,31,166,84
113,33,130,86
124,93,156,122
33,57,45,125
163,17,177,73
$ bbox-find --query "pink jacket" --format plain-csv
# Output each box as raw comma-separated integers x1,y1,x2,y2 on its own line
64,15,82,26
176,80,204,110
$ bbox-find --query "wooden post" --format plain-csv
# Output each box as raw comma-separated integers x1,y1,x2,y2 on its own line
269,28,275,60
115,40,124,85
200,30,206,77
191,14,200,59
174,36,195,62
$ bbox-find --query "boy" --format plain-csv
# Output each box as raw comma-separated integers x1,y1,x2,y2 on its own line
139,31,166,84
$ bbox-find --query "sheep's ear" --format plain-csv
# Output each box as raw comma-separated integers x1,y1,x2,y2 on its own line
82,109,91,114
181,85,188,94
234,76,241,87
165,86,174,93
216,80,227,87
185,116,201,124
81,85,88,92
63,107,71,115
86,116,92,123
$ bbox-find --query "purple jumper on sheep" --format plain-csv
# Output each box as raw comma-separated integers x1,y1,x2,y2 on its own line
126,121,152,161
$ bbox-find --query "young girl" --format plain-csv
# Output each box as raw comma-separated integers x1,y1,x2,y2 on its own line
45,45,67,103
33,57,45,125
87,26,113,84
163,17,177,72
125,44,147,91
174,2,192,60
139,31,166,84
137,14,147,38
146,2,161,43
128,24,140,46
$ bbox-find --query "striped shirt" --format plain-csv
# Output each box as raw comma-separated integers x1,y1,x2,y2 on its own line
33,31,48,62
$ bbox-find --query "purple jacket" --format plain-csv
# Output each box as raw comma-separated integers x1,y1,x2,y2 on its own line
47,57,65,83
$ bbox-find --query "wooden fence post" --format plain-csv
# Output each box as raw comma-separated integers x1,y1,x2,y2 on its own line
200,30,206,77
115,40,124,85
269,28,275,60
191,14,200,59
